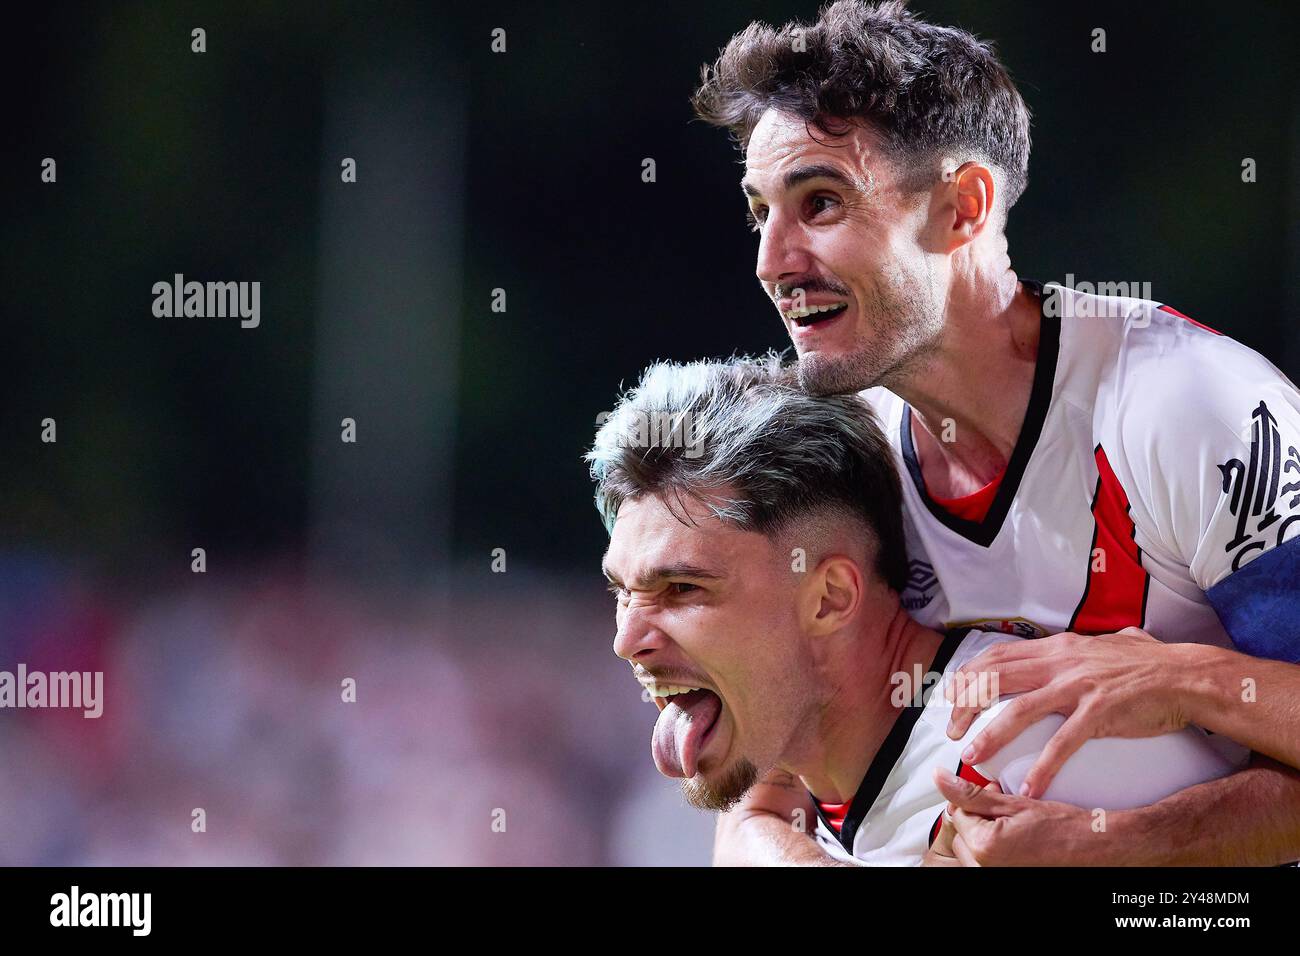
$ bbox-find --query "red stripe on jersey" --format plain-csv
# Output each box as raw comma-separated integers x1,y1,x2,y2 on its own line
815,799,850,834
957,760,993,788
1069,447,1151,633
1157,303,1221,335
929,761,994,847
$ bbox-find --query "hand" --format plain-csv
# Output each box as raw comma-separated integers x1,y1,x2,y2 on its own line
945,627,1192,798
713,769,848,866
933,767,1119,866
921,810,962,867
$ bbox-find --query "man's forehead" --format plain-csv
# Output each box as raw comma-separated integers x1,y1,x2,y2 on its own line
603,493,752,579
744,108,878,193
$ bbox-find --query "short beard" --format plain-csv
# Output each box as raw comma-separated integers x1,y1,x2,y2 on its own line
681,758,761,813
797,271,940,397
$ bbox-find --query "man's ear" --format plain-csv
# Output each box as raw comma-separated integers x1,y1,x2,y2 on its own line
945,162,995,248
799,555,864,636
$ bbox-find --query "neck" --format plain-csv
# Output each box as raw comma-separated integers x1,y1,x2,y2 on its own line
786,599,944,804
891,265,1041,495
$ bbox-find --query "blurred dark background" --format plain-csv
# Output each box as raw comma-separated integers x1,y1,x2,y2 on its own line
0,0,1296,864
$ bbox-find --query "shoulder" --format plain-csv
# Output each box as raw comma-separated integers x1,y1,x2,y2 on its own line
1067,291,1300,571
1046,282,1281,416
1111,308,1289,435
1047,282,1299,478
1040,284,1290,435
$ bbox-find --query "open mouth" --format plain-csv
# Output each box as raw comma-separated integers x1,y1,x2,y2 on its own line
784,302,848,327
643,682,724,779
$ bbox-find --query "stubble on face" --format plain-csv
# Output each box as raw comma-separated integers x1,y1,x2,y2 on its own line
796,264,942,397
681,756,761,812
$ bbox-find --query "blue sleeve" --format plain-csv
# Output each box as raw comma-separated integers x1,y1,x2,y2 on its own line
1206,534,1300,663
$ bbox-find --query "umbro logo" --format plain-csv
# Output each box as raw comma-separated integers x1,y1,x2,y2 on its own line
902,560,938,610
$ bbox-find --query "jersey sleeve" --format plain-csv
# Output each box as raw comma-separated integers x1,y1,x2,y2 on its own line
1107,324,1300,660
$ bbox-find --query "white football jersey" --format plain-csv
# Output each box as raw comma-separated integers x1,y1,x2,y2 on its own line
874,281,1300,661
811,627,1246,865
811,627,996,865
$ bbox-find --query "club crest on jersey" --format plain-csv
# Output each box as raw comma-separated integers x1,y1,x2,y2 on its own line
1217,400,1300,571
948,618,1049,639
901,560,938,611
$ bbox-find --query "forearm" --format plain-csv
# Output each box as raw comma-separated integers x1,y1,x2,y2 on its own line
713,808,855,866
1178,643,1300,769
712,768,857,866
1115,756,1300,865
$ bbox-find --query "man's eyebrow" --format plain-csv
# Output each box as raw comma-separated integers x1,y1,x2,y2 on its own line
601,564,723,588
742,163,858,200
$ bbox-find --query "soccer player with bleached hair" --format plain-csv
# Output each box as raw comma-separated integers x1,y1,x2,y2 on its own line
590,356,1246,865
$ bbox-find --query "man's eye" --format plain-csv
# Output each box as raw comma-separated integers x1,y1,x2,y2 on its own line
745,207,767,232
809,195,838,217
607,583,629,600
668,582,700,596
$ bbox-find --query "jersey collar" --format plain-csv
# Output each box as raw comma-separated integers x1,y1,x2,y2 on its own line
813,627,970,854
899,279,1061,548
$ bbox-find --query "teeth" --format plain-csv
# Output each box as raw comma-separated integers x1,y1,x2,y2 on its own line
645,682,703,698
783,303,846,320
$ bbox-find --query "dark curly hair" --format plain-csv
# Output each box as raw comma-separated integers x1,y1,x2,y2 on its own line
692,0,1031,211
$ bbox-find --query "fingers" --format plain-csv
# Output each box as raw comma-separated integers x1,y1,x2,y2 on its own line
1019,708,1095,799
944,660,1051,740
922,812,964,867
951,832,981,867
958,688,1063,764
946,701,988,741
943,642,1039,703
933,767,1018,818
949,803,1011,868
938,769,1023,867
923,848,964,867
931,811,957,858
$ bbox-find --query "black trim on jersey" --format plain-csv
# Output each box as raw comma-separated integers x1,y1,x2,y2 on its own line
927,811,944,849
1067,456,1104,630
899,280,1061,549
1140,566,1152,626
821,628,970,854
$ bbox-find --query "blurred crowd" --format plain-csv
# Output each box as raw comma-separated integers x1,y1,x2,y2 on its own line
0,555,713,865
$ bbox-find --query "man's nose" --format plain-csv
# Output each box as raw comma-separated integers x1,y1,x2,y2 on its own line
755,211,808,287
612,602,665,663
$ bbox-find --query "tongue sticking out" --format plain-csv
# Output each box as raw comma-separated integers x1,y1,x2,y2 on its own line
652,689,722,778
